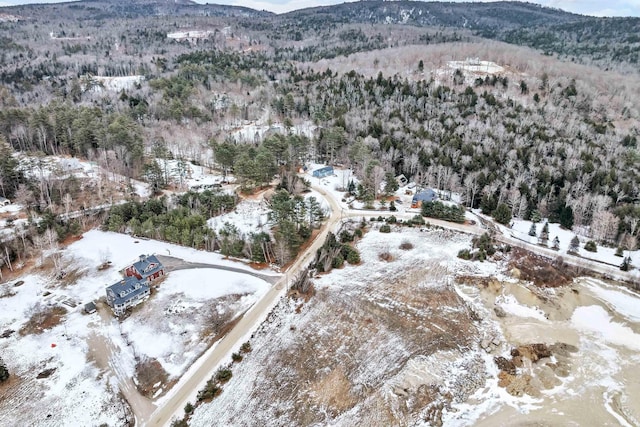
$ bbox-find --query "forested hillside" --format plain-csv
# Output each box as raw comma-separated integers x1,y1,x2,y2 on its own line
0,0,639,259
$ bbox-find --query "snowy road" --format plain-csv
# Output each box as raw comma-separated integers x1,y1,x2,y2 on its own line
145,185,344,426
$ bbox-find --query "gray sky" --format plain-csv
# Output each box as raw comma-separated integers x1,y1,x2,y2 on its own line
1,0,639,17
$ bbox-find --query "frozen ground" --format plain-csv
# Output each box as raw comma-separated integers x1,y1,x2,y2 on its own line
230,121,316,143
0,229,277,425
190,226,487,426
189,223,640,427
91,75,145,92
0,275,129,427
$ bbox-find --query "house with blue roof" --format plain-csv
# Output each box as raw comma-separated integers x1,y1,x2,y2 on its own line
106,254,165,316
411,189,438,208
312,166,334,178
106,277,151,316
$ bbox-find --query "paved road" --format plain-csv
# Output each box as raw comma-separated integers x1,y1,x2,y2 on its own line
145,185,343,426
155,255,281,284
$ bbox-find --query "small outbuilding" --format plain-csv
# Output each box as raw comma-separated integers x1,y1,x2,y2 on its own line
84,302,97,314
395,174,408,186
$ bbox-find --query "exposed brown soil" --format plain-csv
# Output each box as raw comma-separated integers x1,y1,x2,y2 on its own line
256,262,477,425
59,234,83,247
199,296,243,341
508,247,576,287
378,251,394,262
308,366,359,414
135,358,169,398
19,306,68,336
494,343,577,397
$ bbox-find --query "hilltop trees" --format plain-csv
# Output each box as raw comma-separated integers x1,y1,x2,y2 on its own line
0,138,23,199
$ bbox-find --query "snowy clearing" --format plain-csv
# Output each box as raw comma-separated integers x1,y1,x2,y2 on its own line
0,228,278,426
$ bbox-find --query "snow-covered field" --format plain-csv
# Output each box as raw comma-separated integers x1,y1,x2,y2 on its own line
208,198,270,236
0,273,129,426
447,59,505,74
167,30,213,41
91,75,144,92
14,154,96,180
0,229,277,425
230,121,316,143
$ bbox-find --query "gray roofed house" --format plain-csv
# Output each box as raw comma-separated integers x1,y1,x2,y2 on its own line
106,276,151,316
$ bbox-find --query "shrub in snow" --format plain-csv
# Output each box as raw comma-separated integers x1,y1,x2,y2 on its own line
615,246,624,257
332,254,344,268
379,224,391,233
339,230,354,243
552,236,560,250
568,235,580,254
216,369,232,383
528,223,537,236
343,246,361,264
399,240,414,250
584,240,597,252
457,249,472,260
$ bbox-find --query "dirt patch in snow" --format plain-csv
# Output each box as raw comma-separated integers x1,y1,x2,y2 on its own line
136,357,169,398
308,366,358,413
495,342,577,398
19,306,67,336
508,247,576,287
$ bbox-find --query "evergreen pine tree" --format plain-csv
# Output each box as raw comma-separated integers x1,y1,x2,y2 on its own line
620,256,632,271
539,222,549,246
528,223,537,236
552,236,560,250
0,358,9,383
569,235,580,253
